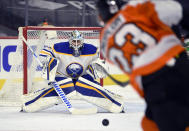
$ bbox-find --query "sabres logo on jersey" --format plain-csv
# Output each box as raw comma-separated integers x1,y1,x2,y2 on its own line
66,63,84,79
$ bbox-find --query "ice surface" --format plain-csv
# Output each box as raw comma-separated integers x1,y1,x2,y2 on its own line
0,85,145,131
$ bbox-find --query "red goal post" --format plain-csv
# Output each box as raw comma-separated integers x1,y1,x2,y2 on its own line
19,26,103,94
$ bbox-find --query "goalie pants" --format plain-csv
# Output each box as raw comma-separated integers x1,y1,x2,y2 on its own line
48,74,103,98
44,74,99,96
141,51,189,131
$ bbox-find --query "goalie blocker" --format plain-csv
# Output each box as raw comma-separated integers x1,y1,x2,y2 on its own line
21,74,124,113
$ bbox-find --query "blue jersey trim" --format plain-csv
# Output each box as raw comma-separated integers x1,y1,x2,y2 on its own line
53,42,97,55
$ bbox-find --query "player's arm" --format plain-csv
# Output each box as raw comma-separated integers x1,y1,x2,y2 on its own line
39,46,55,58
41,56,59,82
39,46,59,82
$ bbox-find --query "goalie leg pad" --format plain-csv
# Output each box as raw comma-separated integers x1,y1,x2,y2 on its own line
75,76,124,113
21,87,61,112
21,95,61,112
21,77,77,112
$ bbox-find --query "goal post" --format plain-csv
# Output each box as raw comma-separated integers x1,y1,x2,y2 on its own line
19,26,103,95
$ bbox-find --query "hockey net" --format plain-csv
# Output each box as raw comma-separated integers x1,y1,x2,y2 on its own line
0,26,102,106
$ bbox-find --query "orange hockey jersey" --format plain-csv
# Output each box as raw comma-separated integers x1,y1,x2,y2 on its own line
100,1,184,97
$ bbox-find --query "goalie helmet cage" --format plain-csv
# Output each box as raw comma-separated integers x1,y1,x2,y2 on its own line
20,26,103,95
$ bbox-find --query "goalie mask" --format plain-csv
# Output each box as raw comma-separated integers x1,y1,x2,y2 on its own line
69,30,84,57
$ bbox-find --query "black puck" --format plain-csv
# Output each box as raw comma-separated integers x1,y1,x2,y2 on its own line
102,119,109,126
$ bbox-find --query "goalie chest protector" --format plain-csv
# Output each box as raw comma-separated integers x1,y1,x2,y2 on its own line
51,42,98,78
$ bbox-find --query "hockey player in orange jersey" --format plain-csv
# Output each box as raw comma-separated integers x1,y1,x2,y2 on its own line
96,0,189,131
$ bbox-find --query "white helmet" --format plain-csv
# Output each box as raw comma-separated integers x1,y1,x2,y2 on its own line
69,30,84,57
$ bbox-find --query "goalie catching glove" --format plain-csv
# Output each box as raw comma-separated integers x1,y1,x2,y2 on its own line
87,58,109,79
41,56,59,82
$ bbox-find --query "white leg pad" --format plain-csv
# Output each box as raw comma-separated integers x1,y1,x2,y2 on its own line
77,93,123,113
77,77,124,113
21,87,77,112
21,96,61,112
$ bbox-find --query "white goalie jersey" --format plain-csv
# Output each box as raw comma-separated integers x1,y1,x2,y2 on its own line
39,41,103,80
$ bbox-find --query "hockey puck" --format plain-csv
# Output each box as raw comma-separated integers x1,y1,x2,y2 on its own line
102,119,109,126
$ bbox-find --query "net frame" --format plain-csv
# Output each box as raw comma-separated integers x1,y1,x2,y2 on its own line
20,26,103,94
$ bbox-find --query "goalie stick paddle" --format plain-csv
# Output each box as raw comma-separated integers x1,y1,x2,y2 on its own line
21,36,97,115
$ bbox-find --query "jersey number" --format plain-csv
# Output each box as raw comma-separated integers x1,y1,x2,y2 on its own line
109,23,156,73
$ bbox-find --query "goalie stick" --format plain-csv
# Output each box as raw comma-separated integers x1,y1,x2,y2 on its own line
21,35,97,115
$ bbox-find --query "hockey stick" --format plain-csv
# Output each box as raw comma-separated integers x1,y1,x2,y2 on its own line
106,72,130,87
95,63,130,87
21,36,97,115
